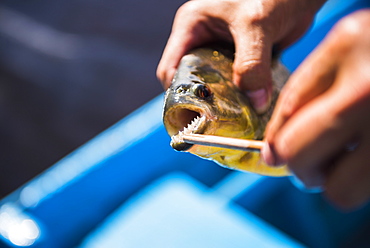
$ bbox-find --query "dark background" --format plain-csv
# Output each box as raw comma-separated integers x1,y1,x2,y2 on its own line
0,0,186,197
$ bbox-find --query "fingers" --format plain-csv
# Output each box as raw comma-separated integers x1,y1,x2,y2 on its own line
265,9,370,144
231,0,325,114
266,82,370,209
264,29,341,145
269,87,357,186
264,9,370,165
156,2,216,89
324,83,370,210
232,24,274,114
325,138,370,210
263,55,368,186
157,0,323,114
157,0,278,110
262,10,370,210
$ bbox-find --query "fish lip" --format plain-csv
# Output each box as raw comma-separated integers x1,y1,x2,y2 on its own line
163,105,211,151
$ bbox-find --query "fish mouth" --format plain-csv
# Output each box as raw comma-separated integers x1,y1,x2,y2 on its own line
164,107,208,151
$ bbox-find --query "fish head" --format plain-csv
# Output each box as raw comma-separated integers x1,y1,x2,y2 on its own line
163,48,262,152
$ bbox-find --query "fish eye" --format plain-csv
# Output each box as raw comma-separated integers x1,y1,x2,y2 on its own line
191,83,211,99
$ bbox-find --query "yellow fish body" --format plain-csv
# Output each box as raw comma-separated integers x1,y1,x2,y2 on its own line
163,46,289,176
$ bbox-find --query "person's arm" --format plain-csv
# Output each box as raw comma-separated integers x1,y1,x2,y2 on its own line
157,0,325,114
263,9,370,210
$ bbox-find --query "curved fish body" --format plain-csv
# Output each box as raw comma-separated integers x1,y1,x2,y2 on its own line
163,46,289,176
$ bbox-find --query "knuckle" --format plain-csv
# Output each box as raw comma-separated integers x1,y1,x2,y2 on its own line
279,88,298,117
241,1,269,25
233,58,264,75
333,10,370,43
176,1,203,18
178,1,198,12
179,0,237,20
233,57,272,90
248,11,269,26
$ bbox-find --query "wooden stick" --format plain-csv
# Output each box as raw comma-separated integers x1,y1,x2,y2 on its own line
181,133,264,152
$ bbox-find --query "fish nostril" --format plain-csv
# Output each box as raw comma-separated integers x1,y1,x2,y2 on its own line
175,85,190,94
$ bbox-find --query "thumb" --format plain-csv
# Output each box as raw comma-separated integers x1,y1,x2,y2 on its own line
232,29,273,114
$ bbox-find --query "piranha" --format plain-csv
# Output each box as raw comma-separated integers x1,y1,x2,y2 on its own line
162,46,289,176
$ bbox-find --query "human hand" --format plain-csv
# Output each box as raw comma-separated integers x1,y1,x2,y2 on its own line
263,9,370,210
157,0,325,113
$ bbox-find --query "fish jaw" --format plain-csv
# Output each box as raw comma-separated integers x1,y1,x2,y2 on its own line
163,104,214,151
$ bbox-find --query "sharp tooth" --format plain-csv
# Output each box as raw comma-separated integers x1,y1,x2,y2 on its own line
191,117,199,125
171,133,185,144
181,115,204,137
183,127,191,135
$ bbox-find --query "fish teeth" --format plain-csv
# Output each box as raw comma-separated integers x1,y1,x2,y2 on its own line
186,115,203,132
172,115,206,147
183,127,192,135
175,115,206,139
171,133,183,144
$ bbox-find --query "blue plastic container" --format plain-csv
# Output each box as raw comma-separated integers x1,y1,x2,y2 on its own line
1,1,370,247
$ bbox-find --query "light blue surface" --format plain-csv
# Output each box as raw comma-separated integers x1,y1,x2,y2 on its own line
79,173,304,248
1,1,370,248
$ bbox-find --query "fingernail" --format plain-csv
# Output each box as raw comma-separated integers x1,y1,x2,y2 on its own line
261,141,275,166
246,88,271,114
261,141,287,167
